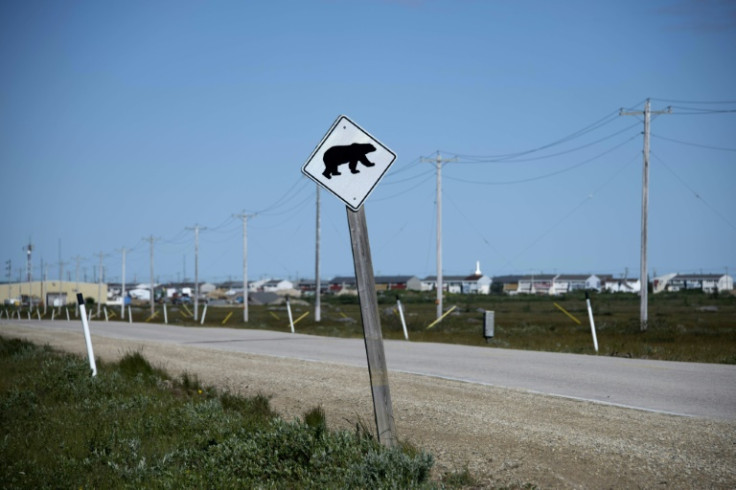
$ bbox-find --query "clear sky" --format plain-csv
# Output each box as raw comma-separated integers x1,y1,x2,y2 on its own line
2,0,735,286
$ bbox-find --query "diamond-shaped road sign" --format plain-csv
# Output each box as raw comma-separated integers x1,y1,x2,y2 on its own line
301,115,397,211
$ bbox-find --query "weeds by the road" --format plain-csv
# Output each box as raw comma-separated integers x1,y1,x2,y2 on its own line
0,336,438,489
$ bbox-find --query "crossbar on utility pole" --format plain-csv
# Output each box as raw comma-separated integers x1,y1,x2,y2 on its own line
620,98,671,331
420,151,457,320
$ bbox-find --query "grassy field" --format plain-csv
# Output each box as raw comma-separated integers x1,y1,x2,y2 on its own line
7,290,736,364
0,336,446,489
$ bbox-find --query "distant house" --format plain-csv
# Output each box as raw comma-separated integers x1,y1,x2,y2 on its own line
586,274,607,291
327,276,420,293
654,273,733,293
374,276,422,291
422,275,466,293
516,275,556,295
329,276,357,294
550,274,591,295
491,275,522,295
262,279,294,292
602,277,641,293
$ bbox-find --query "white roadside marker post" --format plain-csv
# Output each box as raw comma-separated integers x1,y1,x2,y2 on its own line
77,293,97,376
585,292,599,353
200,303,208,325
397,297,409,340
286,297,295,333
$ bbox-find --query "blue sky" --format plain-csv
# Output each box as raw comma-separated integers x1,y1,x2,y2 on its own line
2,0,735,285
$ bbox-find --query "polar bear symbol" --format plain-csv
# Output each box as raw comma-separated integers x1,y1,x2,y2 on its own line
322,143,376,179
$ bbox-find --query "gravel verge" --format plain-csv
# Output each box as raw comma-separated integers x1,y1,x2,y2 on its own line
3,325,735,489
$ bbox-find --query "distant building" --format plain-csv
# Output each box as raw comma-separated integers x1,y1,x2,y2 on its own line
654,273,733,293
602,277,641,293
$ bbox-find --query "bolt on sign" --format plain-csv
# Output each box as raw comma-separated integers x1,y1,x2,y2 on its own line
301,115,397,211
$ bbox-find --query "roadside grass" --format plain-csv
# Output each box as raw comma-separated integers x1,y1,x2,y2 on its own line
0,336,438,489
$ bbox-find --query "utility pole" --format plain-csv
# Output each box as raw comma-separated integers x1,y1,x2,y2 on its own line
24,240,33,283
71,255,83,316
185,224,207,321
143,235,158,316
96,252,107,316
58,239,64,303
420,151,457,319
315,185,322,322
233,212,253,322
119,248,127,319
620,98,671,331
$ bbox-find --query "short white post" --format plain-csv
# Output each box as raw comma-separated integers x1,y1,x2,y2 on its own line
37,309,41,320
585,292,599,353
104,306,109,322
286,297,295,333
128,306,133,324
77,294,97,376
66,308,70,322
397,298,409,340
200,304,208,325
27,310,31,320
17,309,21,320
51,309,55,321
163,303,168,324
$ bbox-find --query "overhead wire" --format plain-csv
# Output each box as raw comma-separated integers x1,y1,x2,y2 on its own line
445,130,640,186
445,107,627,162
651,152,736,232
651,133,736,152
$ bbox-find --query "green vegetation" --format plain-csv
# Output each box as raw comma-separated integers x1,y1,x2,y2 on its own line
0,337,436,489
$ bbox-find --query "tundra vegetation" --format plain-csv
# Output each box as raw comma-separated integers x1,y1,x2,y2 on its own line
0,337,442,489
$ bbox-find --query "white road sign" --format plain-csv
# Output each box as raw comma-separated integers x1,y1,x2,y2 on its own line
301,115,397,211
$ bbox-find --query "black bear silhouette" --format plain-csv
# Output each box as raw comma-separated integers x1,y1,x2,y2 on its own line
322,143,376,179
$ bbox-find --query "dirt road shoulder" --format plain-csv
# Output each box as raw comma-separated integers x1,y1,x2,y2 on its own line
3,325,734,489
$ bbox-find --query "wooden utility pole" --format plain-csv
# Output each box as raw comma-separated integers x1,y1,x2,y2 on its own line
347,206,397,447
420,152,457,319
119,247,127,320
233,212,253,322
143,235,158,316
186,224,207,321
620,99,671,331
96,252,107,316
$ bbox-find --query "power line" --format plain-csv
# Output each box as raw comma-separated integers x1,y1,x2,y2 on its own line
651,152,736,232
445,132,640,186
651,133,736,152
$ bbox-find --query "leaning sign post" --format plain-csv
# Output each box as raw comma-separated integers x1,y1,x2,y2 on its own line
302,115,398,447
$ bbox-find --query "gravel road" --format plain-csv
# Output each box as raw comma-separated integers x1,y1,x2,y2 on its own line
3,324,735,489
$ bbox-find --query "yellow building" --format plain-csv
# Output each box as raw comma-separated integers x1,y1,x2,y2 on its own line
0,281,107,307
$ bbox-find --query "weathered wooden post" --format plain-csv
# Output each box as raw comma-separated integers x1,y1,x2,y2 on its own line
302,115,398,447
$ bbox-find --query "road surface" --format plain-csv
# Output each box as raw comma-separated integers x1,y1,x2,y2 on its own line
3,318,734,420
